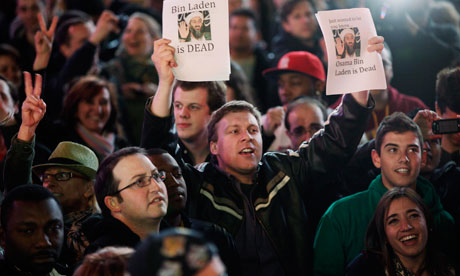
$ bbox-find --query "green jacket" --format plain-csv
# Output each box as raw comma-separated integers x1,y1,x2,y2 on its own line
313,174,455,276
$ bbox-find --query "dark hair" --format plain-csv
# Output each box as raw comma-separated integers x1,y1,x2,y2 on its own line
226,62,257,104
0,44,20,65
95,147,147,217
1,185,61,230
0,74,19,105
173,81,226,113
374,112,423,155
207,100,261,144
55,17,89,47
229,8,260,30
365,187,453,276
284,96,326,131
435,67,460,114
280,0,314,22
61,76,118,133
145,148,169,156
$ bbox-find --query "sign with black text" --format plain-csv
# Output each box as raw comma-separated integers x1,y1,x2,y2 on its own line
163,0,230,81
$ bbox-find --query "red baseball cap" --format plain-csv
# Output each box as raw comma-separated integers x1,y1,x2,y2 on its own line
263,51,326,81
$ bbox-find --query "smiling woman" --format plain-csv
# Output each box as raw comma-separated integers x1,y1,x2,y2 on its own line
345,187,454,276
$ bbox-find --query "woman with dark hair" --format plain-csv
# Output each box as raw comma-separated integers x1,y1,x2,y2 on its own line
346,187,454,276
38,76,128,161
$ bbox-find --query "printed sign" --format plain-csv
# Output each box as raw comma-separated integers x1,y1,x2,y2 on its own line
316,8,387,95
163,0,230,81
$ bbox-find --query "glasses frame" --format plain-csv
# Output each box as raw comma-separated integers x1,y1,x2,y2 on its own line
39,171,87,182
111,171,166,195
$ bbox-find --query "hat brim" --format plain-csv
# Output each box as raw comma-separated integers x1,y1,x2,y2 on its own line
32,163,96,180
262,68,314,80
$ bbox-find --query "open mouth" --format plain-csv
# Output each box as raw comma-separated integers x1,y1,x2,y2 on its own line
400,234,418,245
395,168,410,174
239,148,254,155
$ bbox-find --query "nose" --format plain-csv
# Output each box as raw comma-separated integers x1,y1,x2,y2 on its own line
164,172,179,188
400,218,413,231
35,231,53,248
399,152,410,163
241,130,254,142
179,107,190,118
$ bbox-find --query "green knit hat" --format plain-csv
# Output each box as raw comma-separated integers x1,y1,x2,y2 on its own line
33,141,99,180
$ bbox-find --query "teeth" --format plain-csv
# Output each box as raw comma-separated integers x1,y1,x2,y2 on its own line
400,235,416,242
241,149,253,153
396,168,409,173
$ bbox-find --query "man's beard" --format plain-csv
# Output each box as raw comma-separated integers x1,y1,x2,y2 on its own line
191,27,204,39
345,43,356,56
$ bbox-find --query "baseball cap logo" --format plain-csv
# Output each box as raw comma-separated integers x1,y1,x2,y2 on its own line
279,56,290,69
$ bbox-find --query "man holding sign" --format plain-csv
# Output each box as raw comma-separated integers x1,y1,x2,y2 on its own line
141,36,384,275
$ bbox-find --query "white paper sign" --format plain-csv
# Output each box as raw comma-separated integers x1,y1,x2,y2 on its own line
316,8,387,95
162,0,230,81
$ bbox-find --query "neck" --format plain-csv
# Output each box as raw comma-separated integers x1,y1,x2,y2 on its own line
397,250,426,275
117,216,161,240
181,135,210,165
231,48,254,60
371,89,389,111
382,178,417,191
441,137,460,153
165,212,183,227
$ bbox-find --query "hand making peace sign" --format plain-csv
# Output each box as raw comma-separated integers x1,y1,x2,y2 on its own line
21,72,46,128
34,14,58,70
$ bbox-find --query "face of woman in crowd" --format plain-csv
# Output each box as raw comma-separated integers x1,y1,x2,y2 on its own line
0,55,22,88
282,1,317,41
76,88,112,133
122,18,154,57
384,197,428,262
0,80,18,123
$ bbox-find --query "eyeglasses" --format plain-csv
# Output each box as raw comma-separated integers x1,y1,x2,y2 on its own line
111,171,166,195
39,172,87,182
290,124,324,138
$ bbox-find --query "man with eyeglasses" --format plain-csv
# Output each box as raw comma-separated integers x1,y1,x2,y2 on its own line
84,147,168,254
284,96,326,150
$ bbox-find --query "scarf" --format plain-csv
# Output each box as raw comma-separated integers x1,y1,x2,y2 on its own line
75,123,115,158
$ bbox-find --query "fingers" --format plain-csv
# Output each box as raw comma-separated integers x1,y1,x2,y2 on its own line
24,71,33,96
38,13,47,33
367,36,384,53
47,16,58,39
34,74,42,97
153,39,177,67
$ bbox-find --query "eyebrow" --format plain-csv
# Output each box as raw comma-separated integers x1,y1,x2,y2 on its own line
383,143,399,148
386,208,420,220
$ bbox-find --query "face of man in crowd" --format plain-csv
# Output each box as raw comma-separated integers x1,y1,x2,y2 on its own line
277,73,315,105
210,111,263,182
173,87,211,142
1,199,64,275
148,153,187,216
0,55,22,88
372,131,424,190
122,18,154,57
287,103,325,149
76,88,112,134
282,1,317,41
60,22,94,59
229,15,257,53
0,80,18,123
41,167,93,214
16,0,41,31
111,154,168,225
384,197,428,263
437,106,460,152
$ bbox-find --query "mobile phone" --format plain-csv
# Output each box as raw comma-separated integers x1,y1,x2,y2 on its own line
432,118,460,134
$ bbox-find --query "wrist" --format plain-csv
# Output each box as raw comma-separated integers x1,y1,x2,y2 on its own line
18,125,36,142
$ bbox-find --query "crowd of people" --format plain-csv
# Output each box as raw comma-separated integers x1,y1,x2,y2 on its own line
0,0,460,275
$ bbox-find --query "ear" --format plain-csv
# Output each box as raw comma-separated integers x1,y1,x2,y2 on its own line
83,181,95,199
210,140,218,155
371,149,381,169
421,149,427,168
104,196,121,213
314,80,325,94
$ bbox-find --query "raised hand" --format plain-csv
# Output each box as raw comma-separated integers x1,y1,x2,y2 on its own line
263,106,285,136
89,10,120,45
34,14,58,70
178,21,190,40
152,39,177,86
335,37,344,57
18,72,46,141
